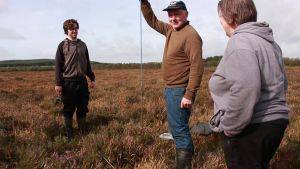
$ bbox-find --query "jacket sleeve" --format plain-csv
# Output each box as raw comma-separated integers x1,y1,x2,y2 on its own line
184,33,204,101
141,0,171,36
55,42,64,86
85,46,95,82
219,49,261,136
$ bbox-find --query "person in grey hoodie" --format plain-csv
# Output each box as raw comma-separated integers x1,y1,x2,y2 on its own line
55,19,95,140
209,0,289,168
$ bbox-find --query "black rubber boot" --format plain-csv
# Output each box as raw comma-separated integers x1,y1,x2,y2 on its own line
176,149,193,169
64,117,73,141
77,117,87,134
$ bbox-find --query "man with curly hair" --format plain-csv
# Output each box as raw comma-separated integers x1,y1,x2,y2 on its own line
55,19,95,140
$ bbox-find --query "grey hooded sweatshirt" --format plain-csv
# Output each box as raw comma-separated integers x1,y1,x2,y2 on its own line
209,22,289,136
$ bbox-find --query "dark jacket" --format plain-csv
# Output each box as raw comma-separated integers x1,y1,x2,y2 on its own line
55,38,95,86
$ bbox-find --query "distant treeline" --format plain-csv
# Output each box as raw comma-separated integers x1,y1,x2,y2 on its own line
0,59,55,67
284,58,300,67
0,59,99,68
0,56,299,71
204,56,222,67
204,56,300,67
93,62,161,69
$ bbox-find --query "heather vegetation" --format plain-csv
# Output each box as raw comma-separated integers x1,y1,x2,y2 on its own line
0,68,299,168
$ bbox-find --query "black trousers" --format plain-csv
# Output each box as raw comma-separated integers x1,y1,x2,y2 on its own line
220,119,288,169
62,77,89,119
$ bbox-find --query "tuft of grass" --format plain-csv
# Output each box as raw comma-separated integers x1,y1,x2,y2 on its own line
0,90,18,101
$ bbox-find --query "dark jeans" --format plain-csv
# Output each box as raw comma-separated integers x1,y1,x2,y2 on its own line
220,119,288,169
62,77,89,119
164,87,194,153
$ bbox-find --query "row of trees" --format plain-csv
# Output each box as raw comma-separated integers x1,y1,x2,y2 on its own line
205,56,300,67
0,56,299,71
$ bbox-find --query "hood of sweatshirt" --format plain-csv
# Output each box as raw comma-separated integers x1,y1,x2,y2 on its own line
233,22,274,43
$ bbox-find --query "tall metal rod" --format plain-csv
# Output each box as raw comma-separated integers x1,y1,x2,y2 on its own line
139,2,144,107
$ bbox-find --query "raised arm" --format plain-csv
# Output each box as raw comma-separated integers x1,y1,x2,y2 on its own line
140,0,171,36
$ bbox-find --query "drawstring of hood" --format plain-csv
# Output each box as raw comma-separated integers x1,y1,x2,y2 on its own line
65,38,80,52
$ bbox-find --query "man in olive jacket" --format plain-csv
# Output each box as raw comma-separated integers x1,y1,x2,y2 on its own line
140,1,204,168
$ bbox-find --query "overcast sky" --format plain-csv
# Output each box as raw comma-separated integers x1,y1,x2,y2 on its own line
0,0,299,63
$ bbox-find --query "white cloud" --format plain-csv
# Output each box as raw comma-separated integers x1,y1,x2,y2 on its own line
0,0,9,14
254,0,300,58
0,46,14,59
0,0,299,62
0,0,7,9
0,27,26,40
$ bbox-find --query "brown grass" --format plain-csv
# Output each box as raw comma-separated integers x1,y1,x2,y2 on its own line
0,67,299,168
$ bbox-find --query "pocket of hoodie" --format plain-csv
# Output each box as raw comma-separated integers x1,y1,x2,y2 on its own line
209,109,225,130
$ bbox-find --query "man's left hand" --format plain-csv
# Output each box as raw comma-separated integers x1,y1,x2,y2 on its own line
224,131,234,137
181,97,192,109
89,81,96,89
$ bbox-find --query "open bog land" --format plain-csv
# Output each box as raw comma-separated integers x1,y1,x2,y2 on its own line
0,67,299,169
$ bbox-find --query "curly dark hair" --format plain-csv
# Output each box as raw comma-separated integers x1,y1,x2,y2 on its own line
63,19,79,35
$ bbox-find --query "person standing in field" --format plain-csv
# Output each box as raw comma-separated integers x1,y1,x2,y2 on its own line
140,1,204,168
209,0,289,168
55,19,95,140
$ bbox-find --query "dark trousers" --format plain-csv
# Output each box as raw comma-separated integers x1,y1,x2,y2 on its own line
220,119,288,169
62,77,89,119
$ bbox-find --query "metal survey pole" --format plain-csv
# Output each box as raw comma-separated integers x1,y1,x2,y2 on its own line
139,1,144,107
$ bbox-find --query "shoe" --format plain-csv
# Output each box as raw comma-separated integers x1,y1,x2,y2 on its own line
159,132,173,140
190,122,213,136
176,149,193,169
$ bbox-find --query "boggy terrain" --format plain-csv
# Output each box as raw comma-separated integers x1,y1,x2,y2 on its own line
0,68,299,168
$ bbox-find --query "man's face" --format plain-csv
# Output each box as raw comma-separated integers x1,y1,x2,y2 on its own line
167,9,188,30
67,25,78,40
